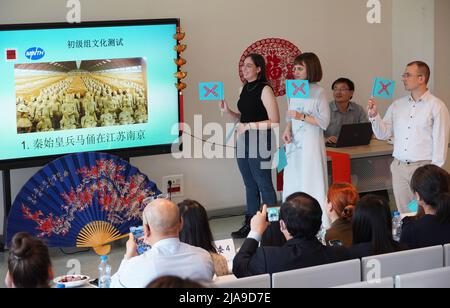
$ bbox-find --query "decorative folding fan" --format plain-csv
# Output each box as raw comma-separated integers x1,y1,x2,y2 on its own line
7,152,161,255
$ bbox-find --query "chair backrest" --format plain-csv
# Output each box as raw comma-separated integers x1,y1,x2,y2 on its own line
214,274,270,288
333,277,394,288
272,259,361,288
395,267,450,288
361,245,443,280
445,244,450,267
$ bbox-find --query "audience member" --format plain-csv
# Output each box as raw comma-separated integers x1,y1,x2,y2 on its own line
5,232,53,288
178,200,229,277
325,183,359,247
233,192,349,278
111,199,214,288
400,165,450,248
146,275,205,288
349,195,405,258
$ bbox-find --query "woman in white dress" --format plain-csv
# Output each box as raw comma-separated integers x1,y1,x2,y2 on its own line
282,53,331,228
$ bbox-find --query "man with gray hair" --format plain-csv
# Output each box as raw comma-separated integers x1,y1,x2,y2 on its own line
111,199,214,288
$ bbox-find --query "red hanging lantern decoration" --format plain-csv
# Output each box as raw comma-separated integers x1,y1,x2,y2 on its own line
174,26,187,133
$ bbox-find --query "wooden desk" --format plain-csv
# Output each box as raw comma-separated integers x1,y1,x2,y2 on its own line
326,139,393,159
326,139,394,193
277,139,394,193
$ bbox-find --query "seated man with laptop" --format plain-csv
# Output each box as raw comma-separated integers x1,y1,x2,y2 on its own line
326,122,373,148
325,78,369,146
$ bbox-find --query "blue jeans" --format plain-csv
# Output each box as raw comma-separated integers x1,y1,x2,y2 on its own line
236,130,277,216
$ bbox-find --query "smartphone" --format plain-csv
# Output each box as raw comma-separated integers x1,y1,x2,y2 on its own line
141,194,169,207
130,226,151,255
267,207,281,223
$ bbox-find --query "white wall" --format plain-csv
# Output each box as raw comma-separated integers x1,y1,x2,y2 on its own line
1,167,41,235
435,0,450,172
435,0,450,110
393,0,435,98
0,0,442,234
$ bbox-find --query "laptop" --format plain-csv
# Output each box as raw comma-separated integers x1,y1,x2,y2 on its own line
326,123,373,148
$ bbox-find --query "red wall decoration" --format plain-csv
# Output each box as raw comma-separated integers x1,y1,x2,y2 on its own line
239,38,302,97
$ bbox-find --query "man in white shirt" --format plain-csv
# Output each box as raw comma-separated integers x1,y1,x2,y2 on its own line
111,199,214,288
368,61,450,213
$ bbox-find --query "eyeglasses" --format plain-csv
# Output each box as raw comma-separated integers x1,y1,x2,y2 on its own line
402,73,422,79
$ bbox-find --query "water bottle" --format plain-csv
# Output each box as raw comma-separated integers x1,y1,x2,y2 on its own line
392,211,403,242
98,255,111,288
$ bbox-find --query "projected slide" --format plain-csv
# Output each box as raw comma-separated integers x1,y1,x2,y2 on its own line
0,21,180,163
15,58,148,133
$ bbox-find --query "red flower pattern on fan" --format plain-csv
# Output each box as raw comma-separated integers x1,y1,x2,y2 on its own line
21,159,155,238
22,207,66,238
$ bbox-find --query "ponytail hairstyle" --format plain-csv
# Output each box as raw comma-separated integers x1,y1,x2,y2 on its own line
327,183,359,222
8,232,52,288
411,165,450,224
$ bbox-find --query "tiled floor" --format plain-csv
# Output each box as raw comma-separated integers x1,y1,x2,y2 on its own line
0,215,246,288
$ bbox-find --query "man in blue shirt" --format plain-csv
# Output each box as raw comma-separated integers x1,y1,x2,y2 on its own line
325,78,368,144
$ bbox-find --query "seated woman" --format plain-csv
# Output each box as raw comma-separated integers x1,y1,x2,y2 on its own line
5,232,53,288
349,195,405,259
325,183,359,247
325,78,368,144
400,165,450,249
178,200,229,277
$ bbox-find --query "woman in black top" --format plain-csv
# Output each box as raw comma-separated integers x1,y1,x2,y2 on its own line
349,195,404,259
221,54,280,238
400,165,450,249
